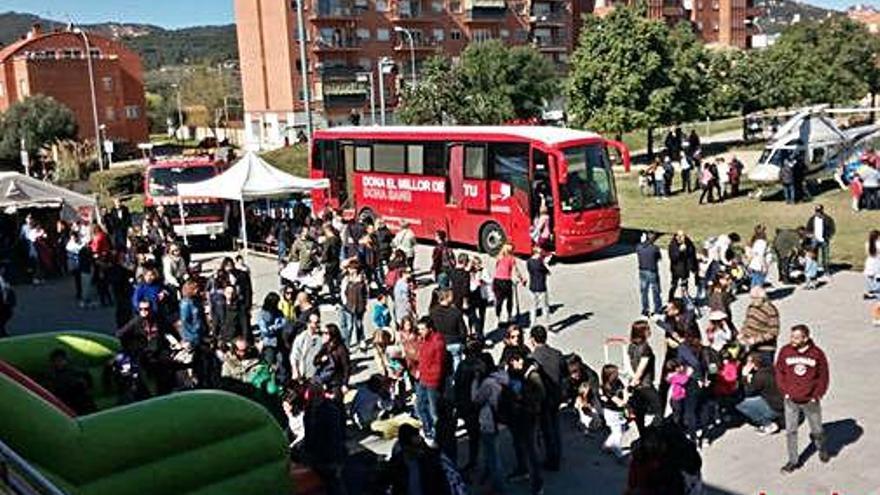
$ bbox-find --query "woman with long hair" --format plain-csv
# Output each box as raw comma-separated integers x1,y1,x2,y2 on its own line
599,364,629,459
492,243,523,324
627,320,661,435
314,323,351,393
746,224,769,289
864,230,880,299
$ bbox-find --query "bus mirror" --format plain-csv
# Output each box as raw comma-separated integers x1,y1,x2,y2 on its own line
605,140,631,172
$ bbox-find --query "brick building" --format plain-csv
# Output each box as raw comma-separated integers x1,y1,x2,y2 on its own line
598,0,761,49
0,25,149,147
235,0,591,149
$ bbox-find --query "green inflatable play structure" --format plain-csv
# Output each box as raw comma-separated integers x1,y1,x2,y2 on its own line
0,331,292,495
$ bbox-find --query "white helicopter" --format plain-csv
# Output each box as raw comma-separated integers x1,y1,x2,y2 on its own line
747,105,880,194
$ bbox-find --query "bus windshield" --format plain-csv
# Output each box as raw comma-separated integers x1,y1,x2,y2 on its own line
559,144,616,212
147,166,216,196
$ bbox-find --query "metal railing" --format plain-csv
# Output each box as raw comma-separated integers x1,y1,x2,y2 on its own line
0,439,67,495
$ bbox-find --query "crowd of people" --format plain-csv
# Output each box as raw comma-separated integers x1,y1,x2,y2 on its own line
639,128,745,204
0,193,851,495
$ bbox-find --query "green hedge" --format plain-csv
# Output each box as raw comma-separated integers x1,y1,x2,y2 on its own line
89,166,144,199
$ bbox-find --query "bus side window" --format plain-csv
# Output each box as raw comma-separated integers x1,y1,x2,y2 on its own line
464,145,486,179
489,143,529,191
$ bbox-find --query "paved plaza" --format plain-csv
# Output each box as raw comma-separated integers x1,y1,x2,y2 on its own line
9,243,879,495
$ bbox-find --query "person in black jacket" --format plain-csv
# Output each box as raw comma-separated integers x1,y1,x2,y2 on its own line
527,247,551,327
528,325,564,471
214,284,250,347
449,253,471,312
736,352,784,434
429,289,468,370
374,218,393,273
452,338,493,471
303,381,348,495
506,348,545,494
320,224,342,299
668,231,697,302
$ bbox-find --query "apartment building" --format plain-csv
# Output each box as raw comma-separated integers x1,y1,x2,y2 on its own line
599,0,761,49
235,0,589,149
691,0,762,48
0,24,149,146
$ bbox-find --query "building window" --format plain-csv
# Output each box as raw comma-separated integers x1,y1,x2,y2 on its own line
432,0,443,11
500,28,510,38
62,49,82,59
449,0,462,12
433,28,445,41
357,28,371,40
713,22,720,31
358,58,372,69
124,105,140,119
0,84,4,97
450,29,462,40
18,79,28,97
377,28,390,41
712,0,719,9
102,77,113,92
89,48,100,58
376,0,388,11
472,28,492,42
105,106,116,121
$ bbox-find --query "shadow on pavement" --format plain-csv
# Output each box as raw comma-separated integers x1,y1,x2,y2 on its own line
797,418,863,466
549,312,594,334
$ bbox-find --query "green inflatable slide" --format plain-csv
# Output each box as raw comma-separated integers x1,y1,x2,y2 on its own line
0,331,292,495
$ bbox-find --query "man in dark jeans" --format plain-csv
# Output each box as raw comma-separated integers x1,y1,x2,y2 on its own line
506,349,544,495
636,232,663,317
528,325,564,471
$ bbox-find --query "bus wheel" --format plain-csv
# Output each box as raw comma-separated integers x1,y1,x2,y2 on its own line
358,207,376,225
479,222,507,256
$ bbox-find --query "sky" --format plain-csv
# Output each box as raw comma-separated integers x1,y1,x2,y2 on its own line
3,0,879,29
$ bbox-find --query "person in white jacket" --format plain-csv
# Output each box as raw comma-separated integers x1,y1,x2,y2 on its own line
391,221,417,270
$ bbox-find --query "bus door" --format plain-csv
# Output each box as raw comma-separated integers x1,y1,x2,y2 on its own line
319,140,351,208
446,144,464,207
532,147,554,246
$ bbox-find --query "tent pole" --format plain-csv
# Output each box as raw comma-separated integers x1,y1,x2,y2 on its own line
177,195,189,246
239,198,248,257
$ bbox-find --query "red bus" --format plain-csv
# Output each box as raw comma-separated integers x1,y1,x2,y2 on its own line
310,126,630,256
144,158,228,239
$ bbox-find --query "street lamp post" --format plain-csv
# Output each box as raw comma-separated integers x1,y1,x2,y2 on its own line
74,28,103,171
356,72,376,125
393,26,417,89
295,0,313,146
377,57,395,125
171,83,184,142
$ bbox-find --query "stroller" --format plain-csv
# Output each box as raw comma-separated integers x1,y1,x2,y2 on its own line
772,228,806,284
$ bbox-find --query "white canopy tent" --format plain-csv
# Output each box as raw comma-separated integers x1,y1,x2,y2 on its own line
176,151,329,252
0,172,96,223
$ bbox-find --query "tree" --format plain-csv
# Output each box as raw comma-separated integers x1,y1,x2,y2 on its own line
567,7,707,154
179,65,237,132
398,41,558,125
397,56,460,125
767,18,880,107
0,95,77,161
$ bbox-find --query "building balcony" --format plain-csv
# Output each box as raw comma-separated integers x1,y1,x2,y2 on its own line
314,38,362,52
311,0,362,20
318,65,370,80
393,38,442,51
746,6,763,17
662,4,685,17
529,11,567,25
533,37,567,51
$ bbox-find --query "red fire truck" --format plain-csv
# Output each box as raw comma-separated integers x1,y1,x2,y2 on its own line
143,158,227,239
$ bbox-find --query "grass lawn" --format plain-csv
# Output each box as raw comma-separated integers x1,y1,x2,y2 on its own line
261,145,309,177
616,172,876,271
